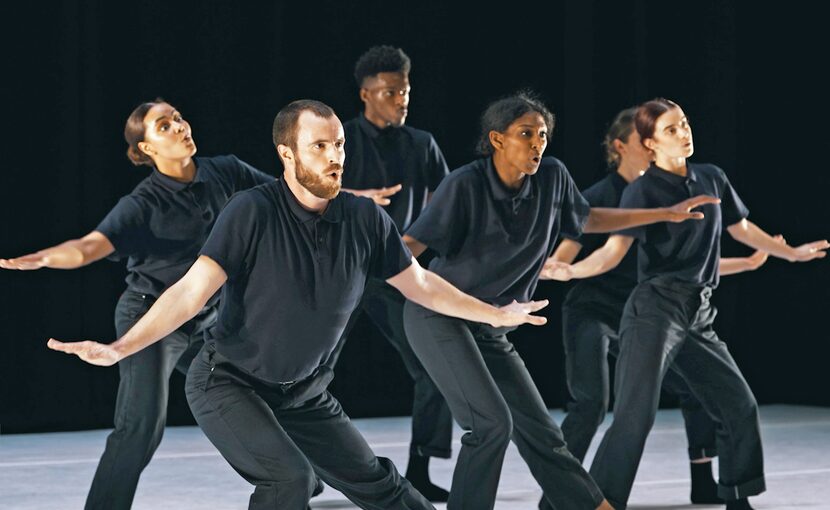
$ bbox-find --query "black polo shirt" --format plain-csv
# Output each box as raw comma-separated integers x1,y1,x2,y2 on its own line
343,115,449,231
563,172,639,309
199,179,413,384
406,156,590,306
95,155,272,298
618,163,749,287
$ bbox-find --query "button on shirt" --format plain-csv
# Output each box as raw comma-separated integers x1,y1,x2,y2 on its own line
343,115,449,231
406,156,591,306
199,179,413,385
95,155,273,298
563,172,639,308
618,163,749,287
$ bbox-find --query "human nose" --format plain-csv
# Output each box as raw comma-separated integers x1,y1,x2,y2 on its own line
396,91,409,106
531,135,544,151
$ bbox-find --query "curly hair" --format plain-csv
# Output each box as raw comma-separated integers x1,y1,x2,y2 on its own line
353,45,411,87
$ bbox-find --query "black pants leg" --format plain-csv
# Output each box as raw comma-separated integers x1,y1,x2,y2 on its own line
185,346,433,510
85,290,212,510
328,279,453,459
589,281,764,509
559,306,616,463
660,367,718,460
404,302,604,510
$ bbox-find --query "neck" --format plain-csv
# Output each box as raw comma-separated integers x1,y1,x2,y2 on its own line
284,168,329,213
155,157,196,182
491,153,525,189
363,110,390,130
616,160,644,183
655,155,687,176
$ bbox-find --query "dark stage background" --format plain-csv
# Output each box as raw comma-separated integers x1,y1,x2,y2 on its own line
1,1,828,433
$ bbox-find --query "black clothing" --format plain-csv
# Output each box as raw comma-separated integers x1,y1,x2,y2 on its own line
343,115,448,231
199,179,412,384
96,155,272,299
406,156,590,305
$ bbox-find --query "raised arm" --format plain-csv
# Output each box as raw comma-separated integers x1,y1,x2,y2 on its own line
583,195,721,233
0,231,115,270
540,235,634,281
387,258,548,328
47,255,227,365
727,219,828,262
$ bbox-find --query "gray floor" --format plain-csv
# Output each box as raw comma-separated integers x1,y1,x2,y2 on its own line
1,405,828,509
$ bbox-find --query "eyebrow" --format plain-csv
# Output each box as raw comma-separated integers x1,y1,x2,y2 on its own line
309,138,345,145
152,111,179,125
662,117,688,131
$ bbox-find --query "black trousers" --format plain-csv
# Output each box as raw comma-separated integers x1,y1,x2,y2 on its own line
185,345,434,510
85,290,215,510
327,278,453,459
560,295,717,462
403,301,604,510
589,277,765,509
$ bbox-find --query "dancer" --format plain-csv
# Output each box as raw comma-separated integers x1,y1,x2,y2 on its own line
0,100,272,510
330,45,453,500
539,107,777,510
48,99,552,510
401,91,719,510
546,98,828,510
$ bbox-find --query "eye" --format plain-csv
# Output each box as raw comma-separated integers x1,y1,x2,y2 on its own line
173,114,183,122
521,130,531,137
539,131,547,138
668,127,677,135
334,141,344,149
383,90,394,97
159,123,170,132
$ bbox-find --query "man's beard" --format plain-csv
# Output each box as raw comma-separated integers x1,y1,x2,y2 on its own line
295,156,341,200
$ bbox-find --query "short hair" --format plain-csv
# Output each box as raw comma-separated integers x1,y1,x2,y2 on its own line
476,91,556,156
272,99,336,152
124,98,166,167
635,98,679,144
603,107,638,169
353,45,411,87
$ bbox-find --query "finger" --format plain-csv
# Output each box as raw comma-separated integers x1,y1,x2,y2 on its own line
525,314,548,326
379,185,403,197
687,212,705,220
525,299,549,312
47,338,71,352
686,195,721,208
376,198,391,206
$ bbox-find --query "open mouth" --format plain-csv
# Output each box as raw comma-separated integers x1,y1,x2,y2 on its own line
531,155,541,164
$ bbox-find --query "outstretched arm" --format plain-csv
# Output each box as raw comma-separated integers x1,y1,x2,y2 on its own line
540,235,634,281
47,255,227,365
342,184,403,206
550,239,583,264
0,231,114,270
402,234,429,258
583,195,721,233
727,219,828,262
719,235,785,276
387,258,548,328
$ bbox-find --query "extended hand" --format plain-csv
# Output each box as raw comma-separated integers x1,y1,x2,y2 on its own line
354,184,403,206
790,239,829,262
0,252,49,270
492,299,549,327
666,195,721,222
746,234,785,270
539,258,575,281
47,338,121,366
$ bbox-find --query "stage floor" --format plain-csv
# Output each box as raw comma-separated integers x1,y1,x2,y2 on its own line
2,404,828,509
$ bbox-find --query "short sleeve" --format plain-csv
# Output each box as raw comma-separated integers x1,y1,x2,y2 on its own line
426,136,450,191
404,175,466,256
230,155,274,190
557,165,591,240
616,183,648,242
372,205,414,279
199,192,261,278
717,167,750,227
94,196,148,259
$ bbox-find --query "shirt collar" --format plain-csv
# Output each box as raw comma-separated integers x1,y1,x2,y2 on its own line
149,159,203,192
483,157,534,202
278,178,343,224
645,163,697,186
356,114,405,141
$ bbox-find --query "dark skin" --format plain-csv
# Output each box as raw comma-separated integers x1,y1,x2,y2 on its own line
403,111,720,257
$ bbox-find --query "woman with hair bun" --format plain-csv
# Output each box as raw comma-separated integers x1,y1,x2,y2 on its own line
0,99,273,510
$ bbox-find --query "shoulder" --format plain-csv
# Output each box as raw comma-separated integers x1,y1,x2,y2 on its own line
196,154,245,177
690,162,727,181
402,125,436,146
223,181,277,214
540,156,569,179
582,174,619,206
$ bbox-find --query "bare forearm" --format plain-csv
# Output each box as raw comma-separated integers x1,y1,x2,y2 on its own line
719,257,754,276
583,207,669,233
111,281,209,359
551,239,582,263
729,220,797,261
409,270,504,323
38,239,100,268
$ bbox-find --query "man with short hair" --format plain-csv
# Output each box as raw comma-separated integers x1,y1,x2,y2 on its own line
49,99,550,510
332,45,453,500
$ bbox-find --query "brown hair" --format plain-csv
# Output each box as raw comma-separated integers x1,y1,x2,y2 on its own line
124,98,166,167
634,98,679,146
272,99,336,156
603,107,638,169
